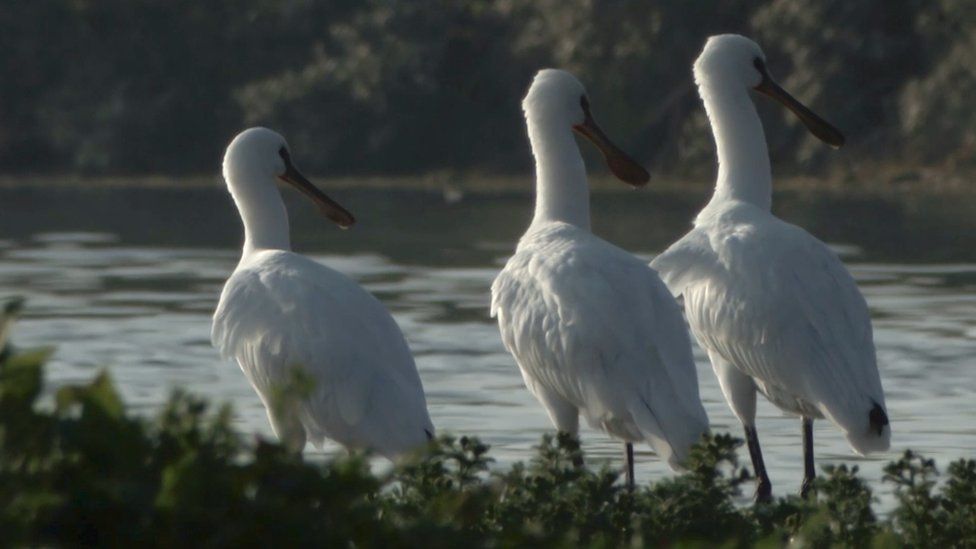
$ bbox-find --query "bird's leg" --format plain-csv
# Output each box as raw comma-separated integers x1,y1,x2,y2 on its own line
744,424,772,503
624,442,635,490
800,417,815,498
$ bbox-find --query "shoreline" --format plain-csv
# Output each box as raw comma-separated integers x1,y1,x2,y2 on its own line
0,165,971,195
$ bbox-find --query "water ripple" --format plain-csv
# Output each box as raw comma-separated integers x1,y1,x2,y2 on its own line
1,188,975,506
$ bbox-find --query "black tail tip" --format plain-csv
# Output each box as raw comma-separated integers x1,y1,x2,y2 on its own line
869,402,889,435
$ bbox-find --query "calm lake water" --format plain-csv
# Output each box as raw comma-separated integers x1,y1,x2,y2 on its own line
2,184,975,502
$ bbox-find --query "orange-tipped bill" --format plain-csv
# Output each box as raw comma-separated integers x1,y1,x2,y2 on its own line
573,109,650,187
754,69,845,148
279,162,355,229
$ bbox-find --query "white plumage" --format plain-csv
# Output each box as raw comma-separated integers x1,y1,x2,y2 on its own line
651,35,888,496
491,70,708,474
654,204,888,452
212,127,434,459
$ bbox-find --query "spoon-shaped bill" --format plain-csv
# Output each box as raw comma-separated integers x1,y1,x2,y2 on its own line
573,112,650,187
278,162,356,229
754,74,845,148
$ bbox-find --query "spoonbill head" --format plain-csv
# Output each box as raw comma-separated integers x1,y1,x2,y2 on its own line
694,34,844,148
523,69,650,187
223,127,355,229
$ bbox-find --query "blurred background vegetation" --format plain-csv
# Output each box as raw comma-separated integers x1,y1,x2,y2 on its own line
1,0,973,179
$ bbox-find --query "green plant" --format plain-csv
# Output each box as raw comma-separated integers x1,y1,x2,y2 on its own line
2,342,976,547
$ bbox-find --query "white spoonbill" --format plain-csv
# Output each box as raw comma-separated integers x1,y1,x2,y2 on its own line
491,70,709,486
212,127,434,459
651,35,889,500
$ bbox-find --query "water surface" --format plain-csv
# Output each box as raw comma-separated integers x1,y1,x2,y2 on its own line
2,185,975,503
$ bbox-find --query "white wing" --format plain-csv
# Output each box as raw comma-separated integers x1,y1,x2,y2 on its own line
492,222,708,468
652,205,889,453
212,250,433,458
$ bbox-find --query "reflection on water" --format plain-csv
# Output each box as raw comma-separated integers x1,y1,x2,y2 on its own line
2,186,975,503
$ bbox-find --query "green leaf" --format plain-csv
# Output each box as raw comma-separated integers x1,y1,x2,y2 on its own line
56,369,123,420
0,349,53,406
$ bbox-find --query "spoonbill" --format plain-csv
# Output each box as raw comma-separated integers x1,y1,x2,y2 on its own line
212,127,434,459
491,70,709,486
651,35,889,500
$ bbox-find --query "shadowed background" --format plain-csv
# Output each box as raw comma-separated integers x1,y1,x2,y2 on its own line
1,0,973,179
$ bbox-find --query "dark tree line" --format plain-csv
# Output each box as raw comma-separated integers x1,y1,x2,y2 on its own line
1,0,972,177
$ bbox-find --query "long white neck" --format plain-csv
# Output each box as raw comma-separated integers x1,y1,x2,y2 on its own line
527,117,591,230
699,82,772,213
227,172,291,256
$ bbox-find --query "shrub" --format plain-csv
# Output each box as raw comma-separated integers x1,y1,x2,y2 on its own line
2,334,975,546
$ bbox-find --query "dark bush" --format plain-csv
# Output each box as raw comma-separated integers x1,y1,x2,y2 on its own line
2,334,975,546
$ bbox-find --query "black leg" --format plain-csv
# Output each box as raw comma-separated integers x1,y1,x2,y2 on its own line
801,417,815,498
744,425,772,503
624,443,635,490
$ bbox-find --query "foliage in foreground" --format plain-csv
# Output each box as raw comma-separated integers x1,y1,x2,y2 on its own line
2,352,975,547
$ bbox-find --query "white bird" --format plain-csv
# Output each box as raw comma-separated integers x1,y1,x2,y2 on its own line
651,35,889,500
491,70,709,486
212,127,434,459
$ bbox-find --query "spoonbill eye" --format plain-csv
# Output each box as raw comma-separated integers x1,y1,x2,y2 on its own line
580,95,590,113
753,57,766,74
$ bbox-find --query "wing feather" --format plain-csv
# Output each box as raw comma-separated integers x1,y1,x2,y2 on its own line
492,223,708,467
213,250,433,457
653,207,888,453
